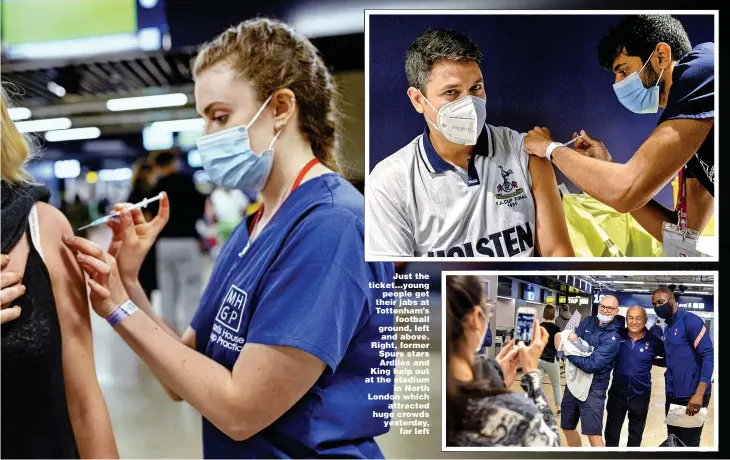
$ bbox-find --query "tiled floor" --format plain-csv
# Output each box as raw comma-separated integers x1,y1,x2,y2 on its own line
87,228,715,457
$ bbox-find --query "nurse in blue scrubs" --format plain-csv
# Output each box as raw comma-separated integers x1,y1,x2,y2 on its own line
64,18,396,458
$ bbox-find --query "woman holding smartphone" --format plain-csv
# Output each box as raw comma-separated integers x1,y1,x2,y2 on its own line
445,275,560,447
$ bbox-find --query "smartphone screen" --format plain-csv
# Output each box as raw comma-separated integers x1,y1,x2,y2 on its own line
516,310,535,345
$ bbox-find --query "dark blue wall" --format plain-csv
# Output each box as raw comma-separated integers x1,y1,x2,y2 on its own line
594,291,713,312
368,14,714,207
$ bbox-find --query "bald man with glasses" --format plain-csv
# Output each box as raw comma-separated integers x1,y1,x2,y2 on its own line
558,296,622,447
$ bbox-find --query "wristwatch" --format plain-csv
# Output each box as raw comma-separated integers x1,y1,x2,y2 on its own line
106,299,139,328
545,142,563,162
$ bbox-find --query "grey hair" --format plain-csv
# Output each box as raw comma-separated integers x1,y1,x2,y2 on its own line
627,306,648,323
405,28,482,95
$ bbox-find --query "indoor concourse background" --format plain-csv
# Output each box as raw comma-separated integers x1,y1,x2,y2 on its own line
368,14,714,208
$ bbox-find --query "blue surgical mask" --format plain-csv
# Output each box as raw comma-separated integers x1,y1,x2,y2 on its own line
613,51,665,114
597,313,613,324
196,95,281,191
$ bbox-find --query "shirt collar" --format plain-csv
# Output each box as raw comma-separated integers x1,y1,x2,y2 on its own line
627,328,648,343
418,123,493,174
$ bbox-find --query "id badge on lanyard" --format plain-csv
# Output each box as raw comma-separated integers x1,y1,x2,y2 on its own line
662,166,706,257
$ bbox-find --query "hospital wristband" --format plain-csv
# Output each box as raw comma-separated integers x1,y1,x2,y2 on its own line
106,299,139,328
545,142,563,162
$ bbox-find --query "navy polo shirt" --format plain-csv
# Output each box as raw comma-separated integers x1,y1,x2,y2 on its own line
609,328,665,399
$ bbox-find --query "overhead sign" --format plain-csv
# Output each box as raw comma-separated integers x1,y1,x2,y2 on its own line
594,291,713,312
677,302,706,311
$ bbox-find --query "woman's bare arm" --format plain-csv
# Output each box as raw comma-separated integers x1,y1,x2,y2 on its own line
38,203,119,458
122,280,196,400
529,156,575,257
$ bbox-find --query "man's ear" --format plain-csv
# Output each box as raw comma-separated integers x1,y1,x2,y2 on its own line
407,87,426,114
655,42,673,70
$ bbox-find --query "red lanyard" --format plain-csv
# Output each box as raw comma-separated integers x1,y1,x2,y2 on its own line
248,157,320,234
677,166,687,231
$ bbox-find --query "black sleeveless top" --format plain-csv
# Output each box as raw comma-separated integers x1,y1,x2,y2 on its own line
1,226,79,458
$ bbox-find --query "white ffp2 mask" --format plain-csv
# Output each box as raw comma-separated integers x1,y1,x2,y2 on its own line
423,94,487,145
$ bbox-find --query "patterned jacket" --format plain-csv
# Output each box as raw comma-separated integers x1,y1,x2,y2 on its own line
450,372,560,447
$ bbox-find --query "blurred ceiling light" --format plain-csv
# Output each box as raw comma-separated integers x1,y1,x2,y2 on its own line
610,281,645,285
150,118,205,132
8,107,32,121
680,282,714,287
193,170,210,184
143,125,174,150
178,129,204,150
138,27,162,51
107,93,187,111
45,127,101,142
86,171,98,184
54,160,81,179
682,291,710,295
188,149,202,168
47,81,66,98
99,168,133,182
16,117,72,133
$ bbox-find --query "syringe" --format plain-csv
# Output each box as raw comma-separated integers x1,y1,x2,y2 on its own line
78,192,164,231
561,135,583,147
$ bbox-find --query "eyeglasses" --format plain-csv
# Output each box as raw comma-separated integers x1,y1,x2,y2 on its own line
598,305,618,313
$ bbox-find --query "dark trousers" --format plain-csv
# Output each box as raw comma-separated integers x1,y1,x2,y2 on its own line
604,391,650,447
665,392,711,447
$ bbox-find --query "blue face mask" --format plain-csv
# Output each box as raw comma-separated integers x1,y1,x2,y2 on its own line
612,51,665,114
596,313,613,324
196,95,281,191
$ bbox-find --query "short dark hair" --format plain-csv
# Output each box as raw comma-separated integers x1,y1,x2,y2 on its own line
405,28,482,93
653,286,675,297
597,15,692,71
656,319,661,324
151,149,178,167
542,304,557,321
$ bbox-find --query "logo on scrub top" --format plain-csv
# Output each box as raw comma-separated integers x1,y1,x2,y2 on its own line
215,284,248,332
495,165,525,201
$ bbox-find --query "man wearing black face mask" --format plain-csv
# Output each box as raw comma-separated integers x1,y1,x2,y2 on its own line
523,15,714,253
652,287,714,447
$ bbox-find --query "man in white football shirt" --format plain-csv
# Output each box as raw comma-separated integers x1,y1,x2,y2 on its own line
367,28,574,258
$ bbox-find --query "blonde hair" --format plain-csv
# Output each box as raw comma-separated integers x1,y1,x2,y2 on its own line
1,86,36,184
192,18,340,172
